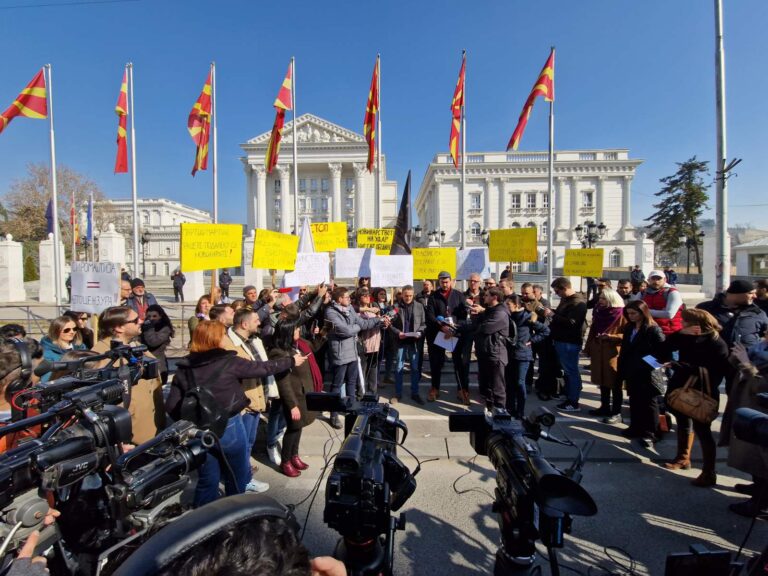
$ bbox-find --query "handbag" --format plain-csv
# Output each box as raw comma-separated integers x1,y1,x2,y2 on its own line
666,366,719,424
178,363,230,437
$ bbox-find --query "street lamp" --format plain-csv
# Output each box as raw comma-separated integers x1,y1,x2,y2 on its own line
481,228,489,246
347,226,356,248
574,221,607,248
428,229,445,246
140,231,150,277
413,225,422,245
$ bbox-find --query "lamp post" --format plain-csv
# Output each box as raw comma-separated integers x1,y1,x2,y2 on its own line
140,231,150,277
413,224,422,246
574,221,607,249
481,228,489,246
347,226,356,248
427,229,445,247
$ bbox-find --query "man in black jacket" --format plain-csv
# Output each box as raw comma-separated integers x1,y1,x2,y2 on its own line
697,280,768,348
471,287,509,410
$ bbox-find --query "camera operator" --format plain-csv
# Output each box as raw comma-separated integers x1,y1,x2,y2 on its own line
470,286,509,411
0,338,43,451
93,306,166,444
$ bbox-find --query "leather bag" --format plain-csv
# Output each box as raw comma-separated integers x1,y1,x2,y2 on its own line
666,366,719,425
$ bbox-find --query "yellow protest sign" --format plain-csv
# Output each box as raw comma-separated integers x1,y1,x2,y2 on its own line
310,222,348,252
251,229,299,270
357,228,394,254
563,248,604,277
488,227,538,262
412,248,456,279
180,223,242,272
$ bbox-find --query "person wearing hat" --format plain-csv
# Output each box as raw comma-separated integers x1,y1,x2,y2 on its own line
641,269,684,336
697,280,768,349
755,279,768,314
126,278,159,322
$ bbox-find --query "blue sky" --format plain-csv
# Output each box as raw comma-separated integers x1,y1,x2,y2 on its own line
1,0,765,229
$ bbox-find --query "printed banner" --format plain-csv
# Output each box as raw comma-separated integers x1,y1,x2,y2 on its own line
456,248,491,280
488,227,538,263
283,252,330,286
370,254,413,287
251,228,299,270
334,248,374,278
70,262,121,314
310,222,348,252
412,248,456,279
563,248,604,278
357,228,394,253
180,223,243,272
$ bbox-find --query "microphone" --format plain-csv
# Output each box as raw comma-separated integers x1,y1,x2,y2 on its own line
33,360,56,378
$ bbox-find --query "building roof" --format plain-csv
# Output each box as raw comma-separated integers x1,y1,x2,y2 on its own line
734,235,768,249
242,113,366,148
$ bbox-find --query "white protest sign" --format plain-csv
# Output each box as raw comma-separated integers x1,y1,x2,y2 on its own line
70,261,121,314
282,253,330,287
334,248,374,278
456,248,491,280
370,254,413,287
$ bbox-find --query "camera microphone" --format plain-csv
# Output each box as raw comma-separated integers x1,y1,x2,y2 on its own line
33,360,56,378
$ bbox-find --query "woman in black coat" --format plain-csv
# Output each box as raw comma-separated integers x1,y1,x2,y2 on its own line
268,318,326,478
141,304,174,384
617,300,665,447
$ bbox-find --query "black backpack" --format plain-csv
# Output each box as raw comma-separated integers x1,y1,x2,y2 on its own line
178,361,231,438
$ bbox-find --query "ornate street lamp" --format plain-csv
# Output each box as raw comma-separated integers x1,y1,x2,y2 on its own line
481,228,489,246
574,220,607,249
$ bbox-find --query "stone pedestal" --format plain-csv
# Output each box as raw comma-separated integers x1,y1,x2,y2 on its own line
703,232,730,298
98,224,126,270
185,271,206,302
39,233,66,303
0,234,27,302
634,231,655,276
242,230,265,294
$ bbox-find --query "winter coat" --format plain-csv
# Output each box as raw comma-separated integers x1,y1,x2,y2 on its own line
507,309,548,362
389,300,426,347
659,332,729,403
218,272,232,287
698,296,768,347
166,348,293,420
630,269,645,284
324,302,382,366
617,324,665,395
171,273,186,289
140,322,172,375
188,314,207,340
357,309,382,354
425,287,469,342
584,313,627,388
549,293,587,345
126,293,159,321
267,338,325,431
472,303,509,365
40,336,87,382
224,330,267,413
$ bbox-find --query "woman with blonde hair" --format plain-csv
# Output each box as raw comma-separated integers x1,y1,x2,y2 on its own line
585,288,627,423
41,316,87,381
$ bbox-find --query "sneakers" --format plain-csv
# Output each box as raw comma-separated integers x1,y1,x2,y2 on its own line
556,401,580,413
602,414,622,424
411,394,424,405
245,479,270,493
428,388,439,402
267,444,282,467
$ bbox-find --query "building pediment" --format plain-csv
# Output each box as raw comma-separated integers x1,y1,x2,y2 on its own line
245,113,365,146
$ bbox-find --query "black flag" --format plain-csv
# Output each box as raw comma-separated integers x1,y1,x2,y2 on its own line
390,171,412,255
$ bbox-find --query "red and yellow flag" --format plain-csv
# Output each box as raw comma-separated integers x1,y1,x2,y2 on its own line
506,49,555,151
188,71,212,176
265,63,293,173
449,53,466,168
0,68,47,136
70,205,80,245
114,70,128,174
363,58,379,172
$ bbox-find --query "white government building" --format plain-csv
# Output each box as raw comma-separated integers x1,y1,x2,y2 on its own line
415,149,655,275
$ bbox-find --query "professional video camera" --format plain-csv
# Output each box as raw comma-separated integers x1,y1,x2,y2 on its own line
306,392,417,576
449,407,597,576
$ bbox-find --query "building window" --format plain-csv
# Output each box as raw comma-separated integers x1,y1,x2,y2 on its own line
511,222,521,228
345,178,355,193
541,221,548,238
511,194,521,209
299,198,306,212
321,198,329,212
526,193,537,209
310,179,318,192
610,249,622,268
470,222,481,241
346,196,354,211
143,212,150,225
165,247,171,256
274,180,281,194
321,178,329,192
299,179,307,192
750,254,768,276
527,221,536,229
163,263,169,276
470,194,481,210
583,191,594,208
151,263,157,275
274,199,281,211
274,218,280,229
542,193,549,208
527,260,539,273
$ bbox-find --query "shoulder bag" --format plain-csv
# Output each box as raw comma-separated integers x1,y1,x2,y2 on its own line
666,366,719,424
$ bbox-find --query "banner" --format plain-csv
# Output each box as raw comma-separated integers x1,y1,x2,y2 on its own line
252,229,299,270
488,227,538,263
370,254,413,287
357,228,394,253
563,248,604,278
70,262,120,314
310,222,348,252
334,248,374,278
180,223,243,272
456,248,491,280
283,252,330,286
412,248,456,279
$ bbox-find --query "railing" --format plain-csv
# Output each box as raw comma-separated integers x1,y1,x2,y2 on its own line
507,153,548,162
579,153,597,161
466,155,484,163
603,152,619,160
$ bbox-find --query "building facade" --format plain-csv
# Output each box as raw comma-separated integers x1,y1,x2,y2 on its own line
240,113,398,235
415,149,652,273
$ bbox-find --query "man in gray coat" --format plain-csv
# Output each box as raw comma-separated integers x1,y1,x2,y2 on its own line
389,285,427,404
325,286,390,428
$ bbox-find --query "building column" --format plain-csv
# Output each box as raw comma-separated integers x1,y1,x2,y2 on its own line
353,162,367,229
329,162,342,222
596,176,605,226
483,178,492,232
556,176,567,233
255,165,267,230
621,175,633,230
244,163,256,232
433,179,442,236
276,165,291,233
569,176,579,240
499,178,508,229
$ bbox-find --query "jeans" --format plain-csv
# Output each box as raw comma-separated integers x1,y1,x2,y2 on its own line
194,413,251,508
456,336,474,392
331,362,359,417
242,411,260,452
505,360,530,418
267,400,286,447
553,341,582,405
395,343,421,397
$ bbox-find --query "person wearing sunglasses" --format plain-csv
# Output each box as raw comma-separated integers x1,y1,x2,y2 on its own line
63,310,94,349
40,316,88,382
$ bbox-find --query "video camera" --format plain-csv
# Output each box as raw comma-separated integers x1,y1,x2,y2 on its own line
306,392,417,576
449,408,597,576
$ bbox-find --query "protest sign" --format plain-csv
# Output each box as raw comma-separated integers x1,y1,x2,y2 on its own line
310,222,348,252
357,228,395,253
283,253,330,286
70,262,120,314
370,254,413,287
412,248,456,279
334,248,374,278
563,248,604,277
180,223,242,272
456,248,491,280
488,227,538,262
251,229,299,270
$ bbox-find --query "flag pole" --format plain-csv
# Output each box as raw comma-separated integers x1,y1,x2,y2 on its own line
211,61,219,290
45,64,62,308
376,54,382,228
88,192,95,261
546,47,555,302
71,190,77,263
460,50,466,251
291,57,299,236
128,62,140,278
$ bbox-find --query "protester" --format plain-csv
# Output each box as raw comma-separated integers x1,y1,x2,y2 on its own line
642,270,683,336
484,277,497,290
372,287,396,384
665,267,678,286
62,310,94,349
41,316,87,381
631,280,647,301
532,284,550,308
219,269,232,299
630,265,645,285
500,265,512,280
188,294,212,339
616,279,633,303
520,282,558,397
209,303,235,327
756,279,768,314
470,287,508,411
414,280,434,376
120,279,132,306
140,304,175,384
458,273,484,403
697,279,768,348
499,277,515,296
171,269,186,302
354,287,383,395
586,278,612,309
389,285,427,405
126,278,159,322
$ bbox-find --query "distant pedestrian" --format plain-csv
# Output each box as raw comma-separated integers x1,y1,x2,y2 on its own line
630,265,645,285
171,270,186,302
219,270,232,299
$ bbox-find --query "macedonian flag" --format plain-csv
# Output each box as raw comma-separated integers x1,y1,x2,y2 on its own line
114,70,128,174
363,57,379,172
265,62,293,174
449,53,466,168
188,71,212,176
0,68,47,136
506,48,555,151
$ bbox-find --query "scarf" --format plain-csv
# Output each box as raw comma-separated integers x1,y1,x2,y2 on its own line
297,339,323,393
592,306,624,335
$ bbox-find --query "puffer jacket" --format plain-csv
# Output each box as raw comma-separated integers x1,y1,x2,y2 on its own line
721,304,768,348
473,303,509,364
509,309,550,362
324,302,382,366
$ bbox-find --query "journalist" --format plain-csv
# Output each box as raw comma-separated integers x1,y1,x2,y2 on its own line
470,287,509,411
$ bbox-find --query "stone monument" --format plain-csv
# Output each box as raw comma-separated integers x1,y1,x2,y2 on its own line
0,234,27,302
39,233,67,303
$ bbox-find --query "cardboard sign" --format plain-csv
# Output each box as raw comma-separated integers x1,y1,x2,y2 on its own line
70,261,121,314
357,228,395,253
563,248,604,277
456,248,491,280
180,223,243,272
252,229,299,270
283,252,330,286
370,254,413,287
334,248,374,278
310,222,348,252
488,227,538,263
412,248,456,280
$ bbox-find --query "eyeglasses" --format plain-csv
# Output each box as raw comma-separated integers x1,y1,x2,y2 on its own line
126,317,141,325
62,327,75,334
470,279,480,283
